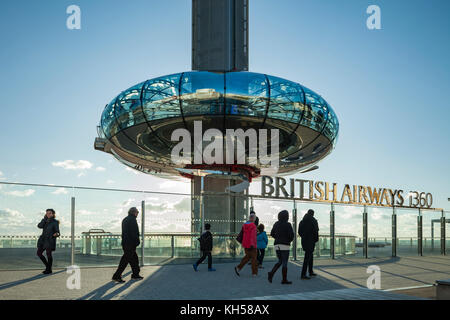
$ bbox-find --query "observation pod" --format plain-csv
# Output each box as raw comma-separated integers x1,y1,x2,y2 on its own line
95,71,339,181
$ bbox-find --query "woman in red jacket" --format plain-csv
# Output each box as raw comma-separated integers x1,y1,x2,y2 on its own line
234,213,258,277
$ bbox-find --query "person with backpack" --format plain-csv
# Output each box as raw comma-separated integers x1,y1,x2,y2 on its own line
234,213,258,277
193,223,216,272
298,209,319,279
268,210,295,284
256,224,268,268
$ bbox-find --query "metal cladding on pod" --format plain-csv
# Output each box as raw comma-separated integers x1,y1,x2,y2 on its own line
96,71,339,179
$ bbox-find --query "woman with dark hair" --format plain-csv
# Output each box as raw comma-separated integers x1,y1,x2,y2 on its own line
37,209,60,274
268,210,294,284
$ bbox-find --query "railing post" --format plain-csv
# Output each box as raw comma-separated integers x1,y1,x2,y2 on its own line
392,207,397,257
71,196,75,266
171,235,175,258
200,176,205,234
441,210,446,255
363,205,368,258
418,209,423,256
292,200,297,261
330,203,335,259
141,200,145,267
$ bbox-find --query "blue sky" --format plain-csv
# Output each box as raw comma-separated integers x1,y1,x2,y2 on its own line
0,0,449,237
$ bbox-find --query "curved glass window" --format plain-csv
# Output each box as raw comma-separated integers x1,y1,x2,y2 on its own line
266,75,304,124
114,82,146,130
323,106,338,141
300,87,329,132
101,98,118,139
181,71,225,117
225,72,268,117
142,73,181,121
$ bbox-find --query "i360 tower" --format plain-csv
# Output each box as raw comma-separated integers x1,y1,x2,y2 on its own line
94,0,339,234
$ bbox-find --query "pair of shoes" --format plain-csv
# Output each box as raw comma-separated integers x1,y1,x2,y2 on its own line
112,277,125,283
301,275,311,280
234,266,240,276
131,275,144,280
208,268,216,272
310,272,317,277
193,264,198,272
281,280,292,284
43,269,52,274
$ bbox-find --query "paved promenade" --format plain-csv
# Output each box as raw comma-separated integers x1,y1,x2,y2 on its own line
0,256,448,300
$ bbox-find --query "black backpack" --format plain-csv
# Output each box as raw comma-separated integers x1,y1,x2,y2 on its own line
298,219,305,237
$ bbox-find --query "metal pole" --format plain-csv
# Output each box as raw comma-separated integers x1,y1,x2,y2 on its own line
141,200,145,267
200,176,205,234
171,235,175,258
441,210,446,255
418,209,423,256
71,197,75,266
392,207,397,257
292,200,297,261
363,205,368,259
330,203,335,259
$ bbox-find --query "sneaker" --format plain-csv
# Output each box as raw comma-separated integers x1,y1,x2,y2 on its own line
234,266,240,277
193,264,198,272
131,275,144,280
281,280,292,284
258,265,264,269
112,277,125,283
43,269,52,274
301,275,311,280
310,272,317,277
208,268,216,272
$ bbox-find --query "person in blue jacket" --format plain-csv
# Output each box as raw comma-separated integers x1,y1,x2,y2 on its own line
256,224,268,268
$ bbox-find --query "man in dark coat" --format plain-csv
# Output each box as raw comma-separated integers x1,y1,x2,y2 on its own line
193,223,215,271
298,209,319,279
37,209,60,274
112,207,143,282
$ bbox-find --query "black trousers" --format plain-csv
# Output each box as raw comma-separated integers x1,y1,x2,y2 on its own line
113,245,140,278
196,250,212,268
257,248,265,265
301,249,314,276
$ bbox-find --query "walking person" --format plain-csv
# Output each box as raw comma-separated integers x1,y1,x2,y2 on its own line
267,210,294,284
298,209,319,279
37,209,60,274
234,213,258,277
193,223,216,272
112,207,143,283
256,224,268,268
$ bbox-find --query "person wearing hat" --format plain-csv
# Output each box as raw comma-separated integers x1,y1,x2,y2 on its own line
268,210,294,284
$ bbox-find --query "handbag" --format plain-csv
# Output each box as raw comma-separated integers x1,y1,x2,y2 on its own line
236,226,244,244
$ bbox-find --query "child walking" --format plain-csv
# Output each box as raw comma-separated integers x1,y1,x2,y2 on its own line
256,224,268,268
193,223,216,272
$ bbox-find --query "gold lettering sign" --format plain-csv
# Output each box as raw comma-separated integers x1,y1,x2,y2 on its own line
260,176,435,209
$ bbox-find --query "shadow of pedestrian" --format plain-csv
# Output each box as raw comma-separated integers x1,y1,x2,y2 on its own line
0,270,65,291
78,271,132,300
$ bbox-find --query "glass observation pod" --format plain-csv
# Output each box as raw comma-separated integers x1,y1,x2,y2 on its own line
97,71,339,179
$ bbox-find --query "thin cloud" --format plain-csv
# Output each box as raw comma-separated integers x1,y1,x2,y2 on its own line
51,188,68,195
96,166,106,172
52,160,93,170
3,189,35,197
